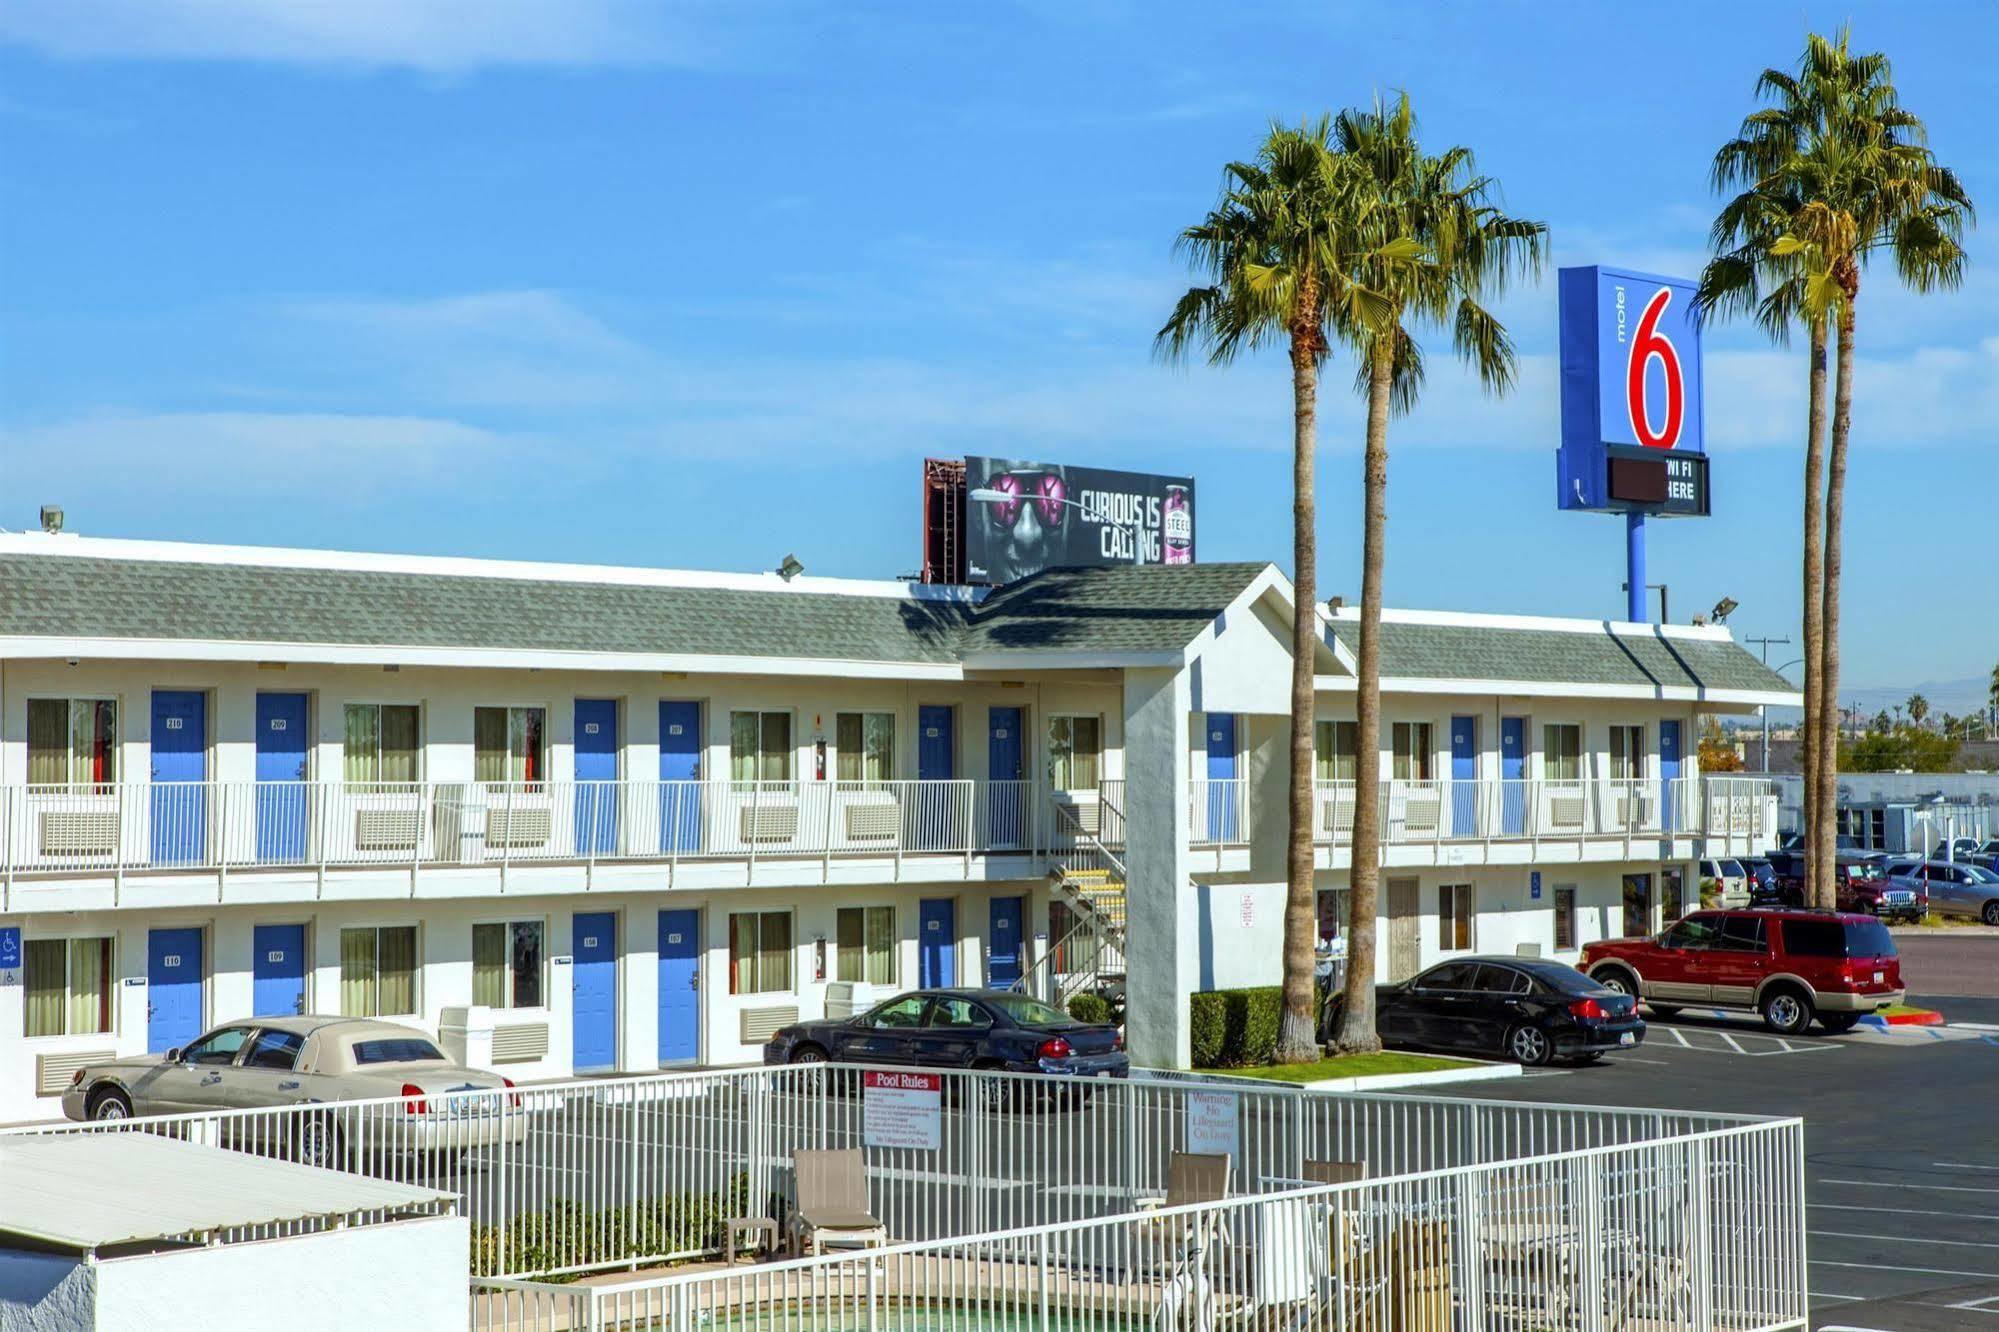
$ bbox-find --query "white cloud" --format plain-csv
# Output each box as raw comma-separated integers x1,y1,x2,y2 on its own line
0,0,728,73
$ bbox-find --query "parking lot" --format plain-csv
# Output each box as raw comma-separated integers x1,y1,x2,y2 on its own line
1437,973,1999,1331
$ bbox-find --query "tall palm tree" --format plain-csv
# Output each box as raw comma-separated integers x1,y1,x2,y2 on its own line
1157,119,1416,1062
1704,29,1972,908
1906,693,1930,730
1318,95,1544,1054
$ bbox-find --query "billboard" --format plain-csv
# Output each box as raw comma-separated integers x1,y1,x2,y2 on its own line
963,456,1194,584
1557,265,1710,517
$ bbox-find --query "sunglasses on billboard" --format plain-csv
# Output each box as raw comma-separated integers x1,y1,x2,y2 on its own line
981,471,1068,529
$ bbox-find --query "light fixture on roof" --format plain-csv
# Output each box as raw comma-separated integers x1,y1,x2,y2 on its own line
38,504,63,534
777,553,805,582
1327,596,1346,613
1709,596,1738,625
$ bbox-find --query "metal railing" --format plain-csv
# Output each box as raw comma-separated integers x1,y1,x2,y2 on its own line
1309,776,1769,848
9,1064,1793,1296
475,1114,1805,1332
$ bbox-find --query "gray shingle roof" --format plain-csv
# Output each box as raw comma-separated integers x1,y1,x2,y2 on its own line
0,553,1267,666
1327,619,1795,693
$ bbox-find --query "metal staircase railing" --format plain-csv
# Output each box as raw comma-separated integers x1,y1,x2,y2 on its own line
1014,792,1128,1006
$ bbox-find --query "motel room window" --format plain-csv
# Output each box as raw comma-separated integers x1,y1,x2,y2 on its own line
339,925,418,1017
1608,725,1646,781
475,707,546,785
1314,721,1358,782
26,699,118,789
836,906,896,985
1437,884,1474,951
472,921,545,1009
835,713,895,784
1553,886,1578,951
729,911,793,994
730,711,794,784
1621,873,1653,940
1542,724,1583,783
1391,722,1433,781
23,936,113,1038
343,703,419,785
1660,866,1686,924
1048,715,1102,790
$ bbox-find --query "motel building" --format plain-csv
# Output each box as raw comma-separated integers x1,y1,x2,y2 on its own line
0,531,1794,1124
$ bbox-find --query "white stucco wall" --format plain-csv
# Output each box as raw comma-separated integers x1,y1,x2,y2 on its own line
89,1215,468,1332
0,1250,95,1332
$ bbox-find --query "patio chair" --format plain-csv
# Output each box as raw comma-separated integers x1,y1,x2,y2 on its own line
1134,1152,1236,1281
790,1148,887,1257
1136,1150,1235,1214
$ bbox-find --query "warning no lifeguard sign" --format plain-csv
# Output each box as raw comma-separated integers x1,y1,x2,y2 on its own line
863,1070,943,1150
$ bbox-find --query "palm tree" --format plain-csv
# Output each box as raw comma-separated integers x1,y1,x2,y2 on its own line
1317,95,1544,1054
1157,119,1415,1062
1907,693,1930,730
1704,28,1972,909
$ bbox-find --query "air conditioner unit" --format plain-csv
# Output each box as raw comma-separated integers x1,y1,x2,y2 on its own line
39,810,118,857
740,803,799,843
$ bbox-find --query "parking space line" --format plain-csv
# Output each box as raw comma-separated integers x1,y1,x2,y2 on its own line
1822,1177,1999,1195
1935,1161,1999,1171
1811,1229,1999,1249
1813,1202,1999,1222
1812,1259,1999,1280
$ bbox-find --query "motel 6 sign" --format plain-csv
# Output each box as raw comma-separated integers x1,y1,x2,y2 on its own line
1556,265,1711,517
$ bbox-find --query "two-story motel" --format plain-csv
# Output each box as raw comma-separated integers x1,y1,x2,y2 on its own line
0,531,1794,1121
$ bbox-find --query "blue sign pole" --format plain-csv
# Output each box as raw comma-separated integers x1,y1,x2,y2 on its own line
1625,511,1647,622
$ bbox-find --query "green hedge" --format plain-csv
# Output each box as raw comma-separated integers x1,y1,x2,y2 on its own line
470,1173,754,1278
1188,986,1325,1067
1067,993,1115,1024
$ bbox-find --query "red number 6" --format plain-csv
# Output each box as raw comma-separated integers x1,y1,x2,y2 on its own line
1626,287,1684,449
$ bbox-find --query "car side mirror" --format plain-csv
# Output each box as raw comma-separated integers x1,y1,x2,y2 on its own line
164,1047,181,1063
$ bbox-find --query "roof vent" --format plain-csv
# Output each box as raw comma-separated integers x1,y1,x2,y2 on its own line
38,504,64,534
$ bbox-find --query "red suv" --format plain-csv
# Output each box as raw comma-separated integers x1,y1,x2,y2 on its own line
1579,908,1903,1035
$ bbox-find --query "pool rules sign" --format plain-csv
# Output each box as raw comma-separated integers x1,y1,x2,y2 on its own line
863,1070,943,1150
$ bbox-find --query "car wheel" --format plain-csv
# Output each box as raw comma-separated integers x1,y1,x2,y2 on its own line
87,1088,133,1122
1760,987,1813,1036
788,1044,828,1065
1984,900,1999,927
296,1116,345,1172
973,1062,1014,1112
1592,968,1636,999
1818,1014,1860,1035
1505,1025,1555,1067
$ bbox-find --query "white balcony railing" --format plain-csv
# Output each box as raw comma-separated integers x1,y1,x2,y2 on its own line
1311,775,1767,848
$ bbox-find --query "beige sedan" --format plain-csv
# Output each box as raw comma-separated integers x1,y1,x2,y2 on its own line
62,1015,528,1168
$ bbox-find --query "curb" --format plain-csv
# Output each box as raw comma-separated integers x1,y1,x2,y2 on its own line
1863,1008,1946,1028
1296,1061,1522,1094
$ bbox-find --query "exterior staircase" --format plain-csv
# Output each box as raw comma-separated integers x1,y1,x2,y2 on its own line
1018,794,1129,1006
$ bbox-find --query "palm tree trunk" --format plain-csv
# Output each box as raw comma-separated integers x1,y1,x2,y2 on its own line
1817,296,1856,909
1334,343,1392,1056
1799,320,1830,910
1275,330,1322,1063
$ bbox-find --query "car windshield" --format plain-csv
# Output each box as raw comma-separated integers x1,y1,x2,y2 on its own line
1847,862,1883,880
985,994,1073,1027
1721,860,1746,877
350,1038,446,1065
1522,964,1602,997
1964,865,1999,884
1782,918,1897,959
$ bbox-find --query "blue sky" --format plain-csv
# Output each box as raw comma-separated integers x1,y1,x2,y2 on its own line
2,2,1994,694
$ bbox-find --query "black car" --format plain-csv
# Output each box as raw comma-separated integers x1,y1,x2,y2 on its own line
1324,957,1644,1067
762,988,1129,1085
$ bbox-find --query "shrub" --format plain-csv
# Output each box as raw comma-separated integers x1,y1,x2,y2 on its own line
470,1172,754,1278
1187,986,1289,1067
1067,993,1113,1024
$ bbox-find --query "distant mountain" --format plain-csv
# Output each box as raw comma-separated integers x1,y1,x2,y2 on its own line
1753,675,1993,727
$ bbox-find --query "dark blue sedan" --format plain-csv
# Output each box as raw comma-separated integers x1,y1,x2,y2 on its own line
763,988,1128,1089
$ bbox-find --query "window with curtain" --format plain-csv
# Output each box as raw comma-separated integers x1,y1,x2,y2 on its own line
728,911,792,994
27,699,118,788
1391,722,1433,781
835,713,895,784
23,937,112,1037
836,906,896,985
1543,724,1583,782
340,925,419,1016
1608,725,1645,781
472,921,544,1009
1315,720,1358,782
1437,884,1474,950
729,712,793,784
1048,716,1101,790
343,704,419,784
474,707,545,785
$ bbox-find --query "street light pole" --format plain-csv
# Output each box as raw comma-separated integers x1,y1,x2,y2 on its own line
1746,635,1790,772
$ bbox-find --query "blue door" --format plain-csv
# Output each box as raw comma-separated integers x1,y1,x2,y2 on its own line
147,927,204,1054
987,707,1024,846
150,691,208,865
657,909,700,1065
919,899,957,987
574,700,620,856
658,702,702,853
1500,717,1527,836
1660,720,1683,833
253,923,307,1017
255,693,310,863
918,706,955,780
1205,714,1238,841
1450,716,1479,837
572,912,618,1073
987,896,1024,988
